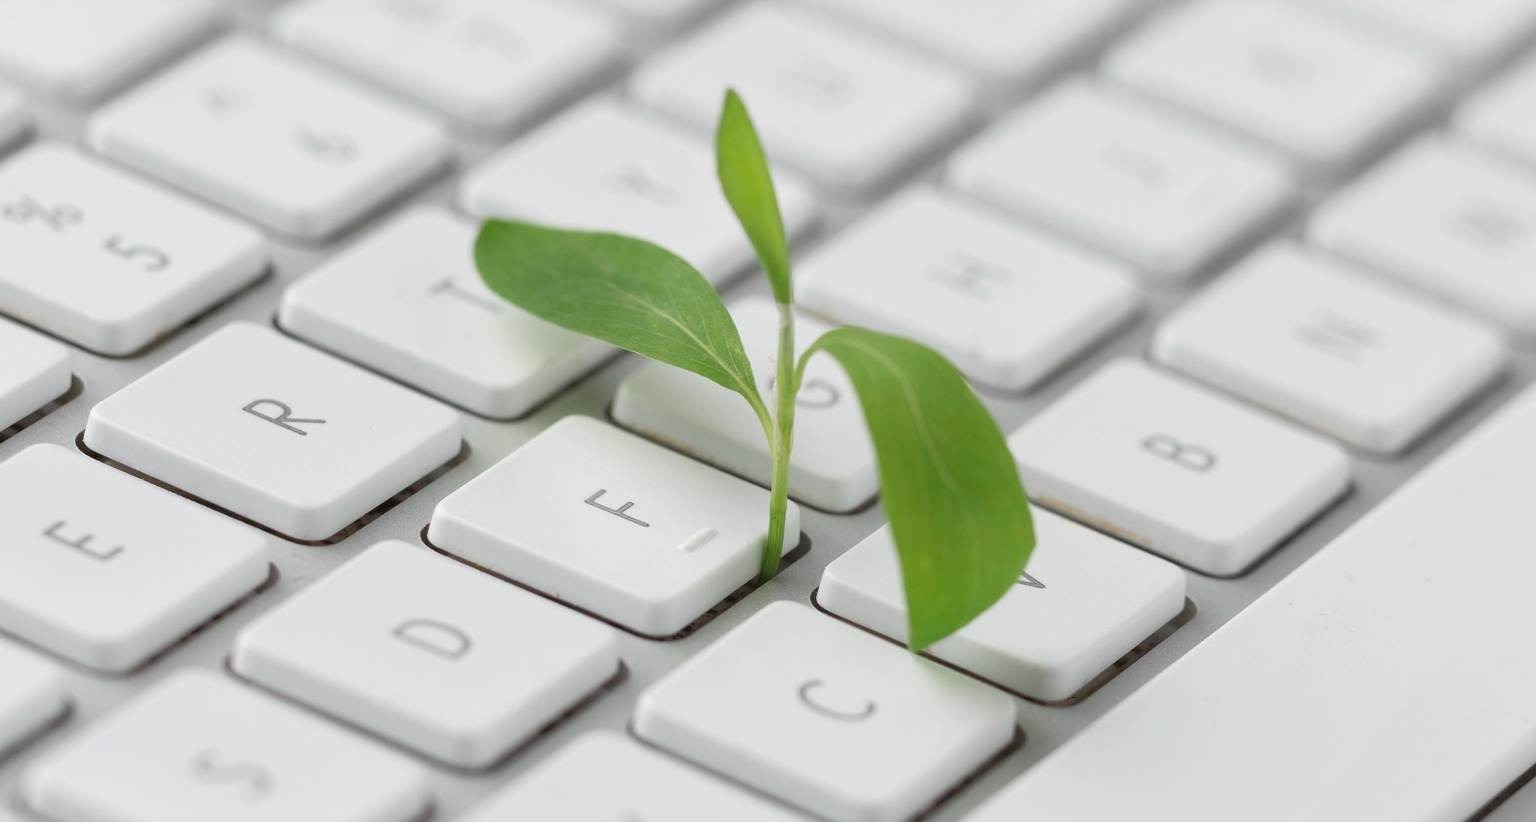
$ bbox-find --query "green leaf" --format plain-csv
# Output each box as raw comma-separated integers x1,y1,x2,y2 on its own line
476,219,765,410
717,89,793,305
802,328,1035,650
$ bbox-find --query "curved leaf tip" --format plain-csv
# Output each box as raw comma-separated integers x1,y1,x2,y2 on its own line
717,89,793,305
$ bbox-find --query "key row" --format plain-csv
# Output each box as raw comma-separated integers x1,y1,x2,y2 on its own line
2,597,1016,822
0,385,1184,708
16,357,1536,822
6,0,1528,251
45,271,1481,584
8,0,1535,117
2,6,1535,373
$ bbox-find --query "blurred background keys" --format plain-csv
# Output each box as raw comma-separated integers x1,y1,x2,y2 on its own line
949,82,1293,282
0,0,217,101
632,3,975,194
1155,244,1506,453
460,98,817,286
0,638,67,756
798,187,1139,393
0,317,68,433
21,671,431,822
89,38,450,240
273,0,622,132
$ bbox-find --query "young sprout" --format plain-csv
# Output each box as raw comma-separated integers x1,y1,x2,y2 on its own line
475,90,1035,650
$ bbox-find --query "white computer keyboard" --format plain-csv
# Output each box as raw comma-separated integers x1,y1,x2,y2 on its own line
3,0,1536,820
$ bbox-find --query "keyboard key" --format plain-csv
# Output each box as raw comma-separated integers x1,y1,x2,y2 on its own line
0,638,67,755
1311,139,1536,342
1010,359,1350,576
21,670,429,822
1155,245,1505,453
968,377,1536,822
461,732,807,822
631,4,974,193
0,0,217,101
274,0,621,132
613,299,876,512
461,99,817,285
0,143,267,356
1106,0,1441,173
1302,0,1536,65
83,322,461,541
429,416,801,636
798,187,1139,392
589,0,719,29
820,511,1185,702
0,317,69,432
948,82,1293,282
232,540,619,768
634,602,1015,822
0,444,269,672
90,38,451,240
799,0,1135,84
280,207,610,418
0,84,26,148
1460,55,1536,170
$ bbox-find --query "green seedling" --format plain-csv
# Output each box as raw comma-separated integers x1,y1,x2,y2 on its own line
475,90,1035,650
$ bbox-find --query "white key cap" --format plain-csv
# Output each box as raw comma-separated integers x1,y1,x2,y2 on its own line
634,602,1015,822
280,207,609,418
1302,0,1536,66
89,38,451,240
461,732,807,822
799,0,1135,84
461,99,818,285
232,540,619,768
0,84,26,148
968,379,1536,822
821,512,1185,702
274,0,620,131
798,188,1139,392
1311,139,1536,342
1460,55,1536,170
0,0,217,101
1105,1,1441,173
429,416,801,636
0,638,67,755
0,317,69,432
597,0,720,30
0,444,269,672
21,671,429,822
613,299,876,512
1155,245,1505,453
83,323,461,541
631,4,975,193
0,144,267,355
948,82,1293,282
1010,359,1350,576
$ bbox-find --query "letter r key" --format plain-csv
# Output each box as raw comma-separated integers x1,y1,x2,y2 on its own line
85,323,460,541
243,399,326,436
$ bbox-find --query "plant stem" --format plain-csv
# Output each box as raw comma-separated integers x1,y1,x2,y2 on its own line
760,299,798,581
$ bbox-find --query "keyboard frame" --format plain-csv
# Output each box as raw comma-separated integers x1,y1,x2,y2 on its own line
5,0,1536,819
